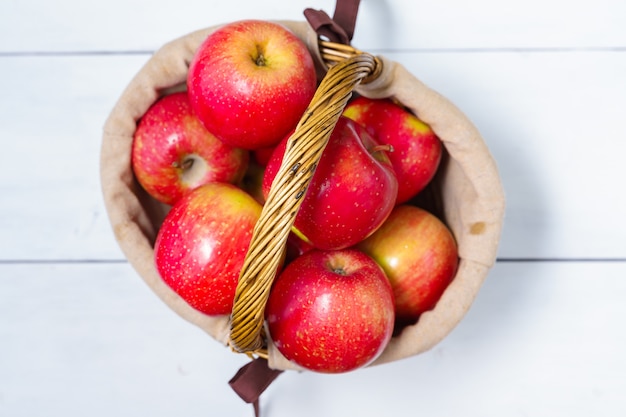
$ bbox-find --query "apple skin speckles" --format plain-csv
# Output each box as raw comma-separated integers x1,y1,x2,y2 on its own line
343,96,442,205
266,248,395,373
261,116,398,250
187,20,318,150
154,182,263,316
131,91,249,206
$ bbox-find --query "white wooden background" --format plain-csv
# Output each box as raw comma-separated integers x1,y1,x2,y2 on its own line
1,0,625,416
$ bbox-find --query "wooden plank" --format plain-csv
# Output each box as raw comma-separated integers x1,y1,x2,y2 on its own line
0,0,624,53
0,55,148,261
1,51,624,260
1,2,622,417
0,262,251,416
1,261,625,416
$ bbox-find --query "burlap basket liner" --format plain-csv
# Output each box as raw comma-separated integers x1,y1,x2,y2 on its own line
100,20,505,371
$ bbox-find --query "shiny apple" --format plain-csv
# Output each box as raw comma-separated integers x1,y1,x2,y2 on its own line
266,249,395,373
154,182,262,315
262,116,398,250
358,204,459,324
131,91,249,205
343,96,442,204
187,20,317,150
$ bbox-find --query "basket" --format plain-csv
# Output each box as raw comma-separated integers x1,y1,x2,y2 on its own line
100,20,505,372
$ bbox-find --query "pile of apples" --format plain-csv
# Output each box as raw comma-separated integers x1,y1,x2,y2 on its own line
131,20,459,374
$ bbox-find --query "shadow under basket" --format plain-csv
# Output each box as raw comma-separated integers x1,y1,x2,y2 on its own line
100,20,506,371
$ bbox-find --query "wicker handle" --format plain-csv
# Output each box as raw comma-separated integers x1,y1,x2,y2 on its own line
228,41,382,355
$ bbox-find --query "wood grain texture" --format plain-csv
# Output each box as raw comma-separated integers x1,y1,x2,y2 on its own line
1,262,624,416
1,0,623,51
0,0,624,415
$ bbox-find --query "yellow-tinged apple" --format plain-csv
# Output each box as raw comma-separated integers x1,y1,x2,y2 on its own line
358,204,458,325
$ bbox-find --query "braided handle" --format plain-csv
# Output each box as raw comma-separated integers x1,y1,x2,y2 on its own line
229,42,382,355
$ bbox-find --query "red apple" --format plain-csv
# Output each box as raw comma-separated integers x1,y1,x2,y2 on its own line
266,249,395,373
131,91,249,205
343,97,442,204
357,204,459,324
253,145,276,167
262,116,398,250
187,20,318,150
154,182,262,316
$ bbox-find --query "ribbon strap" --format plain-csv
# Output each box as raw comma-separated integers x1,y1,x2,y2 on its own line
304,0,361,44
229,357,283,417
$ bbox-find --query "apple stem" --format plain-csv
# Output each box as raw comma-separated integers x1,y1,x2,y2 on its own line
370,144,394,154
179,157,194,171
333,267,347,275
254,45,266,67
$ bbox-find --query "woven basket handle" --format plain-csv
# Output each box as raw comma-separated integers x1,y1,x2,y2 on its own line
229,41,382,355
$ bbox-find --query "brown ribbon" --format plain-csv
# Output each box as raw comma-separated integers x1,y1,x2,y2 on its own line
228,1,362,416
304,0,361,44
229,357,283,417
